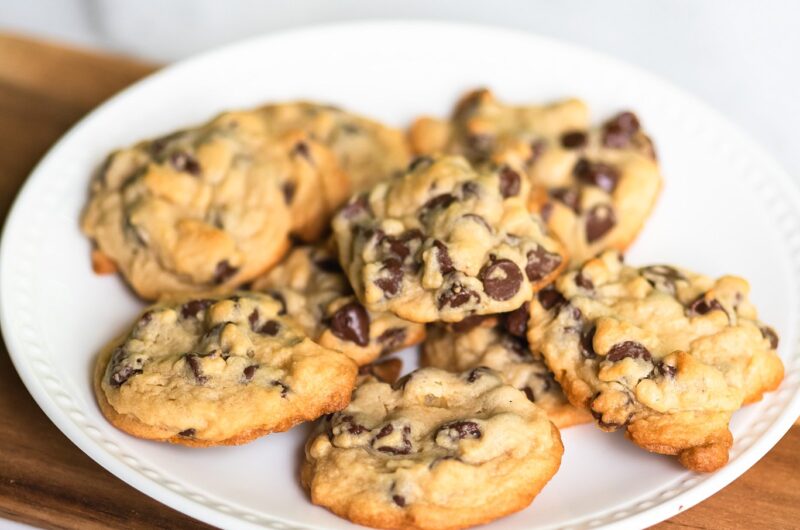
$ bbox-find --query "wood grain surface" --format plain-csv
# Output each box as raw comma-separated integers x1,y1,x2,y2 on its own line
0,33,797,530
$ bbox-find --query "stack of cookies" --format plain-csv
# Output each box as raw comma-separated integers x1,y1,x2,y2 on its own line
84,89,784,530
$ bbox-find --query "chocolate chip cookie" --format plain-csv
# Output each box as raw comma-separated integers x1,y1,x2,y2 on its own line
241,101,410,192
410,88,662,264
332,156,567,323
422,314,591,428
527,251,784,471
252,243,425,366
94,292,358,446
301,367,563,530
82,109,346,299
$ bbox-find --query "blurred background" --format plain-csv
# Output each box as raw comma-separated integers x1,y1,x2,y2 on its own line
1,0,798,179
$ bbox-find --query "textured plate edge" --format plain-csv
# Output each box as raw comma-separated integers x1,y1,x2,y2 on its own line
0,19,798,530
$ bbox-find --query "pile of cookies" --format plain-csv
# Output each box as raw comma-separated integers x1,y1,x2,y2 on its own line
84,89,785,530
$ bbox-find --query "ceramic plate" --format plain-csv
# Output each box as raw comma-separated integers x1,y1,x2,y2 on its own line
1,21,798,530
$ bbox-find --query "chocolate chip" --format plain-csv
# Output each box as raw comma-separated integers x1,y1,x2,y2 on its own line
640,265,686,295
549,187,581,213
561,131,587,149
340,415,368,435
137,311,153,327
466,366,491,383
575,272,593,290
498,166,521,198
479,258,523,300
258,320,280,336
432,240,455,275
178,428,196,438
590,407,632,431
760,325,779,349
271,380,289,397
268,291,288,315
169,151,201,175
525,246,562,282
524,387,536,402
574,159,619,193
585,204,616,243
281,181,296,204
108,348,142,387
688,295,724,316
502,302,530,338
460,181,480,197
449,315,484,333
502,334,529,357
375,258,403,296
537,286,566,311
381,230,422,261
292,141,312,163
580,327,597,359
372,424,412,455
181,299,214,319
408,155,434,172
606,341,652,362
392,495,406,507
185,354,208,384
602,111,640,148
314,257,342,273
377,328,406,352
213,260,238,284
392,373,413,390
243,365,258,382
330,302,370,346
422,193,457,214
437,282,480,309
653,360,677,378
438,421,481,440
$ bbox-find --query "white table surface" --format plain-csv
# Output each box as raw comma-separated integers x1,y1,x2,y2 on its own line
0,1,797,528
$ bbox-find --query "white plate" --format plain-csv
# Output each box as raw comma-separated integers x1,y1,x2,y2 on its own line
1,20,799,530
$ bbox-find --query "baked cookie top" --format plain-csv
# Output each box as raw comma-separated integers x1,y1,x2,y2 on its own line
95,292,357,446
302,367,563,530
81,111,304,300
527,250,784,471
240,101,410,192
422,314,591,429
332,156,567,323
410,88,662,264
251,243,425,366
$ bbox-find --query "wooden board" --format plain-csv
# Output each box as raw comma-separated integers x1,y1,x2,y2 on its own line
0,33,796,530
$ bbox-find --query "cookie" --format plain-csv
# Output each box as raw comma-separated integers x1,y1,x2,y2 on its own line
81,109,342,299
252,243,425,365
410,88,662,264
94,292,358,446
332,156,567,323
527,250,784,471
422,314,591,429
243,101,410,192
301,367,563,530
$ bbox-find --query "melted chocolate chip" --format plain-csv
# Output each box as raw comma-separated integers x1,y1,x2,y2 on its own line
422,193,457,214
479,258,523,301
185,354,208,384
433,240,455,275
377,328,406,352
537,286,566,310
451,314,487,333
502,302,530,338
330,302,370,346
525,246,562,282
760,325,779,349
372,424,412,455
466,366,491,383
375,258,404,296
314,257,342,273
243,365,259,382
271,380,289,397
392,373,413,390
268,291,288,315
523,387,536,402
561,131,588,149
169,151,201,175
137,311,153,327
392,495,406,507
213,260,238,284
292,141,312,163
181,299,214,319
653,360,677,378
602,111,641,148
178,428,196,438
460,181,480,197
340,415,369,435
580,327,597,359
575,272,593,290
688,295,724,316
438,421,482,440
606,341,652,362
258,320,280,336
574,159,619,193
498,166,522,198
590,407,631,431
640,265,686,295
437,282,480,309
108,348,141,387
549,187,581,213
585,204,617,243
281,181,296,204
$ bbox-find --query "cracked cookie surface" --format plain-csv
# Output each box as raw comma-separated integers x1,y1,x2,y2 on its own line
422,315,590,429
252,243,425,365
410,88,662,264
94,292,357,446
302,367,563,530
332,156,567,323
527,250,784,471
